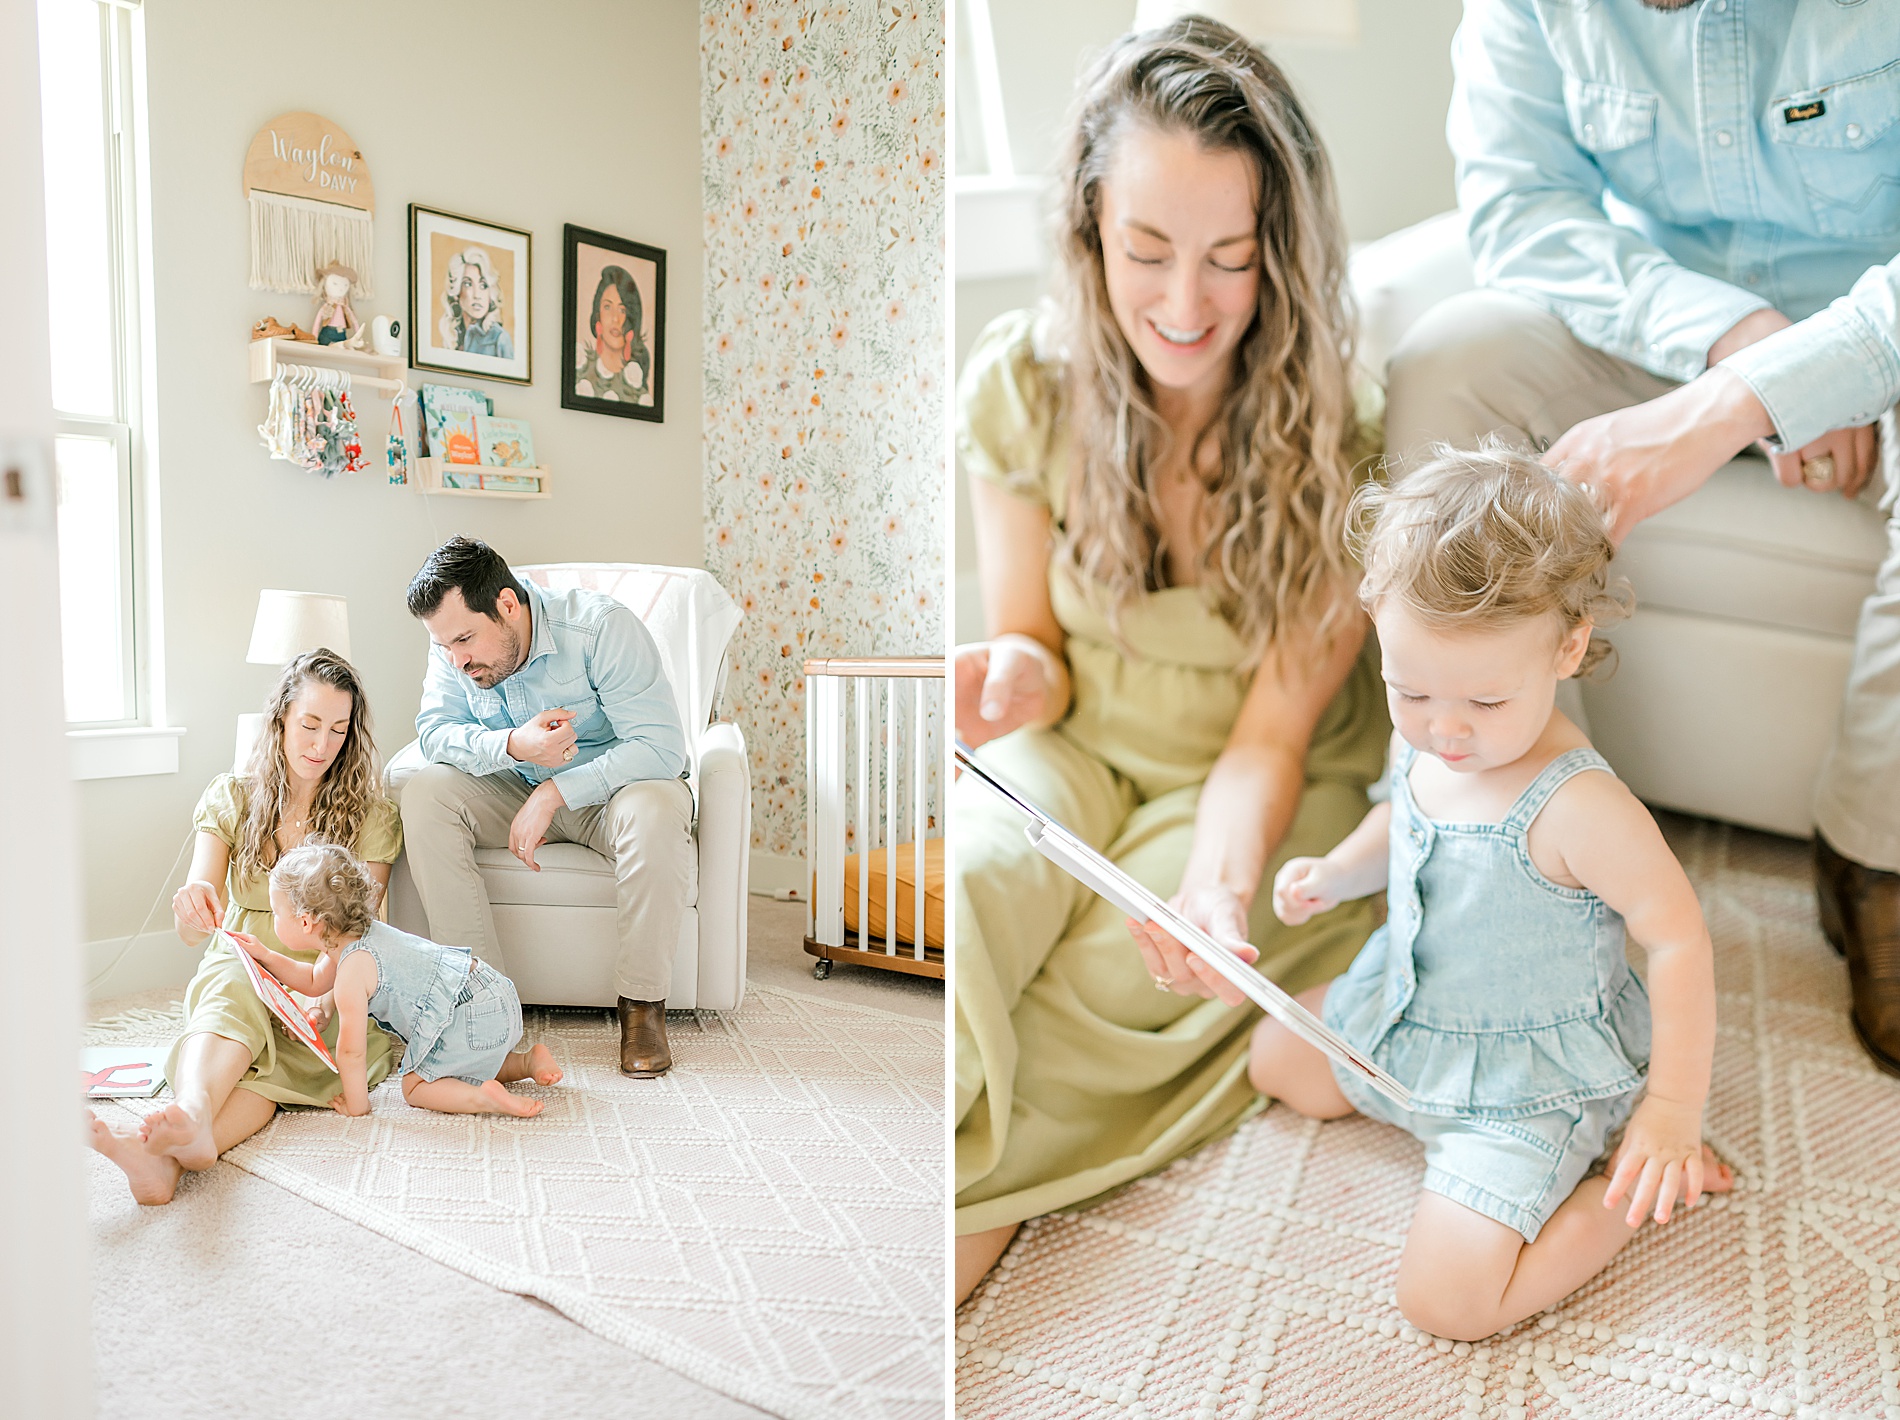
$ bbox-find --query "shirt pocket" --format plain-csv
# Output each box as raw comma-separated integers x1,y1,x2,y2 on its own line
1564,78,1667,213
544,672,604,737
1771,60,1900,238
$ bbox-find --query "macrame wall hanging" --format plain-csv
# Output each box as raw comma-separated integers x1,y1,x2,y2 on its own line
242,111,375,297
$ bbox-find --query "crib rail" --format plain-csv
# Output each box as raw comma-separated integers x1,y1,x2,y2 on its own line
804,656,945,980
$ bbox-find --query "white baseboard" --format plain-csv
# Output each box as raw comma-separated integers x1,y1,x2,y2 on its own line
86,930,202,1002
748,850,806,898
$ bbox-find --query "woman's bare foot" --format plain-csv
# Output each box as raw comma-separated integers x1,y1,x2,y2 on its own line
88,1112,183,1205
138,1101,218,1170
478,1079,545,1117
524,1043,562,1086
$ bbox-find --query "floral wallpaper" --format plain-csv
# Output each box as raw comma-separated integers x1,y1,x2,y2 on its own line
701,0,946,862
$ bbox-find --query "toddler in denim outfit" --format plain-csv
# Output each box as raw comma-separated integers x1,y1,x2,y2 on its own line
1249,444,1732,1342
230,842,563,1118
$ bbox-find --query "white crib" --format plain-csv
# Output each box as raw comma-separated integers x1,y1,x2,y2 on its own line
804,656,946,981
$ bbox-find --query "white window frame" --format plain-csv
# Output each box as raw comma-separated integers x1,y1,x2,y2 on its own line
952,0,1047,281
46,0,179,778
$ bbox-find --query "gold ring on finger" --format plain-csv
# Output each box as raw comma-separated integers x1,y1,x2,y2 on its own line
1152,974,1174,992
563,746,577,761
1802,454,1836,489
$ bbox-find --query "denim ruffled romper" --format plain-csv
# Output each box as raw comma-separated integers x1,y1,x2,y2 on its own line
1321,743,1652,1241
338,921,524,1086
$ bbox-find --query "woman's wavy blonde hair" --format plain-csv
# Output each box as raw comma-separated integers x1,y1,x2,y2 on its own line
1052,13,1362,664
1350,442,1634,678
234,649,383,883
269,841,378,943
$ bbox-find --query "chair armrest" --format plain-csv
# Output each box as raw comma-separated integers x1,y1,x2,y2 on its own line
1348,209,1474,386
693,719,750,1011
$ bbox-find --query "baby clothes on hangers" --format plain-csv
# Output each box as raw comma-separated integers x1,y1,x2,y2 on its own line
258,364,368,477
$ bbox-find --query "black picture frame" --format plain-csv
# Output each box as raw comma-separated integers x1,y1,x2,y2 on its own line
561,224,666,422
407,203,533,386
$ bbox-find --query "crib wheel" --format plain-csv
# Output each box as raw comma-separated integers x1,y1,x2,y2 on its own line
813,958,833,980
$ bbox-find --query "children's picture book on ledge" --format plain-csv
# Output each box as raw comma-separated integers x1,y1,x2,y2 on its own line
418,382,492,463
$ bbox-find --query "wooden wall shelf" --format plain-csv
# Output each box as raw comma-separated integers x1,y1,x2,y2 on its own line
413,456,552,500
248,336,407,390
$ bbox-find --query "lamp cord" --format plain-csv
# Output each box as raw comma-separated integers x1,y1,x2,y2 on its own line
85,827,196,993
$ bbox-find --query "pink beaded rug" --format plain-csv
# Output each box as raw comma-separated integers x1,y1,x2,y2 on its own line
957,817,1900,1420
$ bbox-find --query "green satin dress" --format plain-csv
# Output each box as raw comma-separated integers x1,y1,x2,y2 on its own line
954,309,1391,1234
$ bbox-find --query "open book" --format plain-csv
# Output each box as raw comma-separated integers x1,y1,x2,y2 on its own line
956,742,1411,1110
220,929,340,1073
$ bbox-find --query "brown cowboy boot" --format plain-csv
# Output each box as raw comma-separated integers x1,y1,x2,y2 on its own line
1816,835,1900,1076
617,997,672,1077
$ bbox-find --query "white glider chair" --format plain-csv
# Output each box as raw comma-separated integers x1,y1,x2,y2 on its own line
1352,213,1891,839
385,563,750,1011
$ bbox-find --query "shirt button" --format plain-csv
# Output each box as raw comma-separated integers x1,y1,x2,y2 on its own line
1715,130,1734,148
1848,122,1864,142
1744,272,1760,286
1582,122,1596,143
1713,0,1727,10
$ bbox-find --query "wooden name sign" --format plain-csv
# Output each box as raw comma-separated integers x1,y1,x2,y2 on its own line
242,111,375,213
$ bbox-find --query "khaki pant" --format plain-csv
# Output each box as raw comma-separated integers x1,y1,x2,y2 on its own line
391,761,696,1001
1385,288,1900,874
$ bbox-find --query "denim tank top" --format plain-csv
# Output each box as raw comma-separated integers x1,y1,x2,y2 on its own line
338,920,475,1076
1323,743,1651,1118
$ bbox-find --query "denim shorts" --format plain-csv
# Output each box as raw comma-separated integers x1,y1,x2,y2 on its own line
411,959,524,1086
1335,1065,1642,1243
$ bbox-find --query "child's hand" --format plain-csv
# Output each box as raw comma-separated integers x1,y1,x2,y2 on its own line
305,994,334,1032
328,1094,369,1118
228,931,268,960
1603,1095,1720,1226
1273,858,1340,927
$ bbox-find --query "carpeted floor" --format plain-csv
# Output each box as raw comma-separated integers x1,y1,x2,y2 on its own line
85,895,944,1420
956,814,1900,1420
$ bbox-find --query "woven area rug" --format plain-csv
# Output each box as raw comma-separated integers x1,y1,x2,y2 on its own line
957,816,1900,1420
92,985,943,1420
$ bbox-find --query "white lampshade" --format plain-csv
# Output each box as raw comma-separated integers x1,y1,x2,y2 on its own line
1133,0,1360,45
246,590,350,664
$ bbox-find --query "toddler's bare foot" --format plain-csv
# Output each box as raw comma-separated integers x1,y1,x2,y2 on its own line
478,1079,545,1117
1699,1145,1735,1197
139,1101,218,1170
525,1042,563,1086
89,1111,182,1205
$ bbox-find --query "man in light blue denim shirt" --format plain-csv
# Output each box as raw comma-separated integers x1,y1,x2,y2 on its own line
1383,0,1900,1072
392,537,694,1076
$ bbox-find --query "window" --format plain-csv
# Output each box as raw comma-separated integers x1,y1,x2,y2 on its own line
38,0,171,769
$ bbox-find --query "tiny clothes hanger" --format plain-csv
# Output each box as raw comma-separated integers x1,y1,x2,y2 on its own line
258,363,367,477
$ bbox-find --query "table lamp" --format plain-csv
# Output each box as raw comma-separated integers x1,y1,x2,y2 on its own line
233,591,351,772
1132,0,1359,45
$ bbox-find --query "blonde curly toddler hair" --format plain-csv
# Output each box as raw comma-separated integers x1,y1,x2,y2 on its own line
269,841,378,942
1350,442,1634,679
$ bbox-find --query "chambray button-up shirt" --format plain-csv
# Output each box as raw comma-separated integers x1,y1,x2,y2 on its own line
415,576,688,808
1452,0,1900,450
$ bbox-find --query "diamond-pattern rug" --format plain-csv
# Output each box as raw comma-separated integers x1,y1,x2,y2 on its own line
93,985,943,1420
957,816,1900,1420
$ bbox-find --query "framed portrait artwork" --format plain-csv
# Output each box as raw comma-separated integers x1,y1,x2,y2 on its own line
408,204,531,384
561,224,665,422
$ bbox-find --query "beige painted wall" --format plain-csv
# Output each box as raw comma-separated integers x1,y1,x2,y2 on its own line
954,0,1463,638
80,0,705,947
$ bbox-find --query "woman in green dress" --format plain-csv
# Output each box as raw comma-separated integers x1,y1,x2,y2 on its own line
955,16,1390,1297
88,649,402,1204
